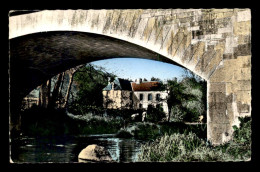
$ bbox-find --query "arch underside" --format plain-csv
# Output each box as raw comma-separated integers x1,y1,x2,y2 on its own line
10,31,187,106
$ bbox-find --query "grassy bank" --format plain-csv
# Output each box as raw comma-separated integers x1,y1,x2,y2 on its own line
20,107,207,139
116,121,207,141
20,107,124,137
137,117,251,162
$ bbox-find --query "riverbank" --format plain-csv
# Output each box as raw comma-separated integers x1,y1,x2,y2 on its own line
137,117,251,162
19,107,207,141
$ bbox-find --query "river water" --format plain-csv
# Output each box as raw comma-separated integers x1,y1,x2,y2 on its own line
11,134,144,163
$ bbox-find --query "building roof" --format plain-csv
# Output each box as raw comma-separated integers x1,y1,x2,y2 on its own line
103,78,132,91
103,78,163,91
131,81,161,91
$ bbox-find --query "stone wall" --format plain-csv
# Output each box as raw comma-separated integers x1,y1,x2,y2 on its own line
102,90,132,109
132,91,169,115
9,9,251,145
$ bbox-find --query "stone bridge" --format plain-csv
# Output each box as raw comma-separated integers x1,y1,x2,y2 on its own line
9,9,251,145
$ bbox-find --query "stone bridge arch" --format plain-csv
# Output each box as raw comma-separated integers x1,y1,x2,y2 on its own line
9,9,251,145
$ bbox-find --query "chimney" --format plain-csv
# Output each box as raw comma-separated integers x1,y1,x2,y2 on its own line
136,78,142,84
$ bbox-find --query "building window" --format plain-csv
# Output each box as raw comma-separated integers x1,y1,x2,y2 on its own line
148,94,152,101
156,94,160,101
140,94,143,101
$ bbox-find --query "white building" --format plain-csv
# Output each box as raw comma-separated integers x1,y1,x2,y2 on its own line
103,78,169,115
131,78,169,115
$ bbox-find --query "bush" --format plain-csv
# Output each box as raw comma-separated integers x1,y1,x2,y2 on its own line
138,117,251,162
169,105,185,122
138,132,235,162
115,129,133,138
146,105,166,123
133,122,161,140
215,117,251,161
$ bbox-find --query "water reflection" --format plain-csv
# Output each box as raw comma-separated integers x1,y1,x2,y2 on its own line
11,134,143,163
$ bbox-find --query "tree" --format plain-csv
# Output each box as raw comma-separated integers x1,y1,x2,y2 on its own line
49,72,65,108
151,77,161,82
146,104,166,123
39,79,51,108
165,69,207,122
68,64,116,115
61,65,83,108
180,69,207,122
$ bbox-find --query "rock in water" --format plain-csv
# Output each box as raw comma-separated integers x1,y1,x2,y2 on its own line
78,144,113,162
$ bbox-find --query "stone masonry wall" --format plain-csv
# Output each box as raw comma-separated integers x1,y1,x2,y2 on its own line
9,9,251,145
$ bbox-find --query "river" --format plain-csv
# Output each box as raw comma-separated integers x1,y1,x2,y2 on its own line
11,134,144,163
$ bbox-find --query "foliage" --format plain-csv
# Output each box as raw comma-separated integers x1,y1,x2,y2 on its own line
21,106,69,136
133,122,161,140
146,105,166,123
68,64,116,115
20,106,125,136
116,129,133,138
66,111,124,134
166,69,207,122
169,105,185,122
121,122,161,141
150,77,162,82
137,117,251,162
215,117,251,160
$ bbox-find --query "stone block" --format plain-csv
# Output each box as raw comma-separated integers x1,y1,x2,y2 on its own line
181,44,193,63
146,16,165,47
238,35,251,45
236,90,251,104
167,30,185,57
237,9,251,22
188,41,205,67
208,122,227,145
142,17,156,42
209,82,226,93
237,80,251,90
204,50,223,78
208,92,226,103
234,21,251,36
194,49,215,73
154,24,172,50
226,102,234,123
102,10,115,33
235,67,251,80
225,83,233,95
134,17,149,40
233,43,251,57
226,93,233,103
237,101,250,113
209,66,226,82
223,53,235,60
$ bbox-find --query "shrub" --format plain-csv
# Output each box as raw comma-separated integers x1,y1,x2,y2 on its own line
137,117,251,162
115,129,133,138
138,132,234,162
169,105,185,122
146,105,166,123
215,117,251,161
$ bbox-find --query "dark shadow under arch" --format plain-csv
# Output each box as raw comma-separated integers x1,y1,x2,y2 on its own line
10,31,187,107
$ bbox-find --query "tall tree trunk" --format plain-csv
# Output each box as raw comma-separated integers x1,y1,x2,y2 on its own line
62,73,73,108
50,72,64,108
62,67,80,108
39,79,51,108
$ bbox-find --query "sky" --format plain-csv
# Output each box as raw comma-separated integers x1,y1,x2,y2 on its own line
28,57,185,97
90,57,185,82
